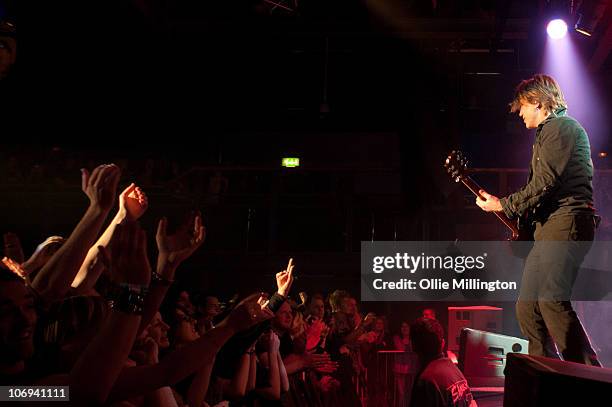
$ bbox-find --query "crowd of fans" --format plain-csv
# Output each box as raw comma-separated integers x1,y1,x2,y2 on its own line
0,163,479,406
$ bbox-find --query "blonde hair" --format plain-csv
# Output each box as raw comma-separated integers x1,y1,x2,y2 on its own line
509,74,567,113
328,290,350,313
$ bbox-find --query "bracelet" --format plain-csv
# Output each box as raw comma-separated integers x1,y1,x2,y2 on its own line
152,270,174,286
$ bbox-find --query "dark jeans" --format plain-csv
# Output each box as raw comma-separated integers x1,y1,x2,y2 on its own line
516,214,601,366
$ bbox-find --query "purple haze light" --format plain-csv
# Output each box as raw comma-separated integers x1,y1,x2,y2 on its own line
547,19,568,39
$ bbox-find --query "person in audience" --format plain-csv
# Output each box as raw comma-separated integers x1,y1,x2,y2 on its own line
422,308,437,321
305,293,325,322
410,318,477,407
0,164,277,407
0,156,493,407
196,294,223,334
326,290,374,407
393,321,417,407
362,316,392,407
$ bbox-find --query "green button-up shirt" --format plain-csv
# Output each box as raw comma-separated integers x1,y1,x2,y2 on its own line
500,107,594,221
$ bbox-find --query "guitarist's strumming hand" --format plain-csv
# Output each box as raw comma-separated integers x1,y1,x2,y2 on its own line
476,190,503,212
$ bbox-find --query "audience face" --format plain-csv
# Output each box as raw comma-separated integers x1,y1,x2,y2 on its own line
0,281,37,365
178,291,195,314
204,296,222,319
174,308,200,345
274,301,293,331
374,318,385,333
400,322,410,338
148,312,170,349
307,298,325,320
423,308,436,320
340,297,357,315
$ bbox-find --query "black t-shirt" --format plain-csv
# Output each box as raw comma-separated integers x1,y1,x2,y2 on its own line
410,358,475,407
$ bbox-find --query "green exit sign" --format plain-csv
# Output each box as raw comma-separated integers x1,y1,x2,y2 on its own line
282,157,300,168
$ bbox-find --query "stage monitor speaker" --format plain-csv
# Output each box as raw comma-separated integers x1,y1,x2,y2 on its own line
448,305,503,353
504,353,612,407
458,328,528,387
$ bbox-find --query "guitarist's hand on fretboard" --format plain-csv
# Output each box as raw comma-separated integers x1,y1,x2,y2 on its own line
444,150,525,240
475,189,503,213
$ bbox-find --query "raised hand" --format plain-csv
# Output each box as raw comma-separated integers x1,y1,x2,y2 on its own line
275,258,295,298
156,212,206,268
304,352,337,373
101,221,151,286
81,164,121,213
223,293,274,333
305,318,326,350
1,256,27,280
119,183,149,221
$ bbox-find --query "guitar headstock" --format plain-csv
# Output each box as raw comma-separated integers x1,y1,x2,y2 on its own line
444,150,469,183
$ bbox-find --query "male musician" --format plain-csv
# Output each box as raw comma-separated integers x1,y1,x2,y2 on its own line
475,74,601,366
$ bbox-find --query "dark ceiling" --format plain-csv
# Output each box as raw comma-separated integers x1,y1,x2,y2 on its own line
5,1,612,138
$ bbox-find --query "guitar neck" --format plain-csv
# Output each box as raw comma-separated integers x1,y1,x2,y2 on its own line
461,175,519,236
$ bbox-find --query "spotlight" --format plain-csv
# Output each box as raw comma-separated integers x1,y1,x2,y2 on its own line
599,152,608,158
547,19,568,39
574,0,608,37
575,13,594,36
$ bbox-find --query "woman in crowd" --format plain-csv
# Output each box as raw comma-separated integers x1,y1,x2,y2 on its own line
393,321,418,407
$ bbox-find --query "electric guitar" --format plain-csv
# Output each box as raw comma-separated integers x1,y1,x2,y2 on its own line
444,150,534,241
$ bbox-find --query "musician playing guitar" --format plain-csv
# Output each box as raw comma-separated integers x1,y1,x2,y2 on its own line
475,74,601,367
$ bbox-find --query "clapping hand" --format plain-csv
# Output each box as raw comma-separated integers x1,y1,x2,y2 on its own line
119,183,148,221
156,212,206,269
305,352,338,373
81,164,121,213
